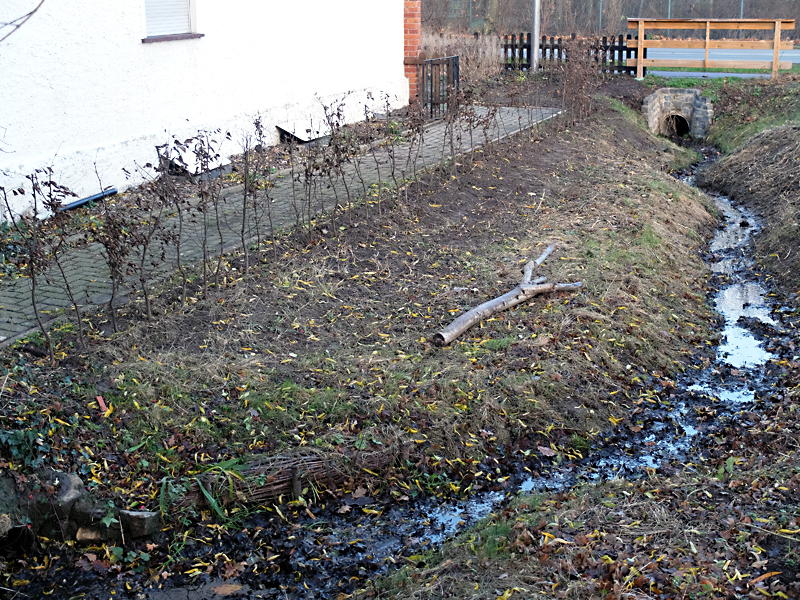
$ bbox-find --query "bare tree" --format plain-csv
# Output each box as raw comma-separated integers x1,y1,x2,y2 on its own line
0,0,46,44
424,0,800,37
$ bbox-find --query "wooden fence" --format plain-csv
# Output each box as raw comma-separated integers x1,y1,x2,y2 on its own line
627,18,795,79
502,33,647,75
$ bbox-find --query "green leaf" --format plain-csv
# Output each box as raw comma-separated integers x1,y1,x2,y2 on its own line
196,478,226,521
159,477,169,516
126,441,146,453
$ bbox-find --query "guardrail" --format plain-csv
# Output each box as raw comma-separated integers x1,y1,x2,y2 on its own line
626,18,795,79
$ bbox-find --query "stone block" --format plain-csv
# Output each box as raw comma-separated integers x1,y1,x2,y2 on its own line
51,472,87,520
120,510,162,538
76,524,121,543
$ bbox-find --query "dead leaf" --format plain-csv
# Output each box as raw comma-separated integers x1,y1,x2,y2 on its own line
212,583,243,596
750,571,781,584
337,504,352,514
538,446,556,457
352,485,368,498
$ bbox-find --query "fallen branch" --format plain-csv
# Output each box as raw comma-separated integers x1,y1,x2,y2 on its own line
523,244,556,283
434,244,582,346
434,281,582,346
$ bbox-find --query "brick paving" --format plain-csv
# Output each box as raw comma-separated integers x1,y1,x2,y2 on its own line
0,106,560,347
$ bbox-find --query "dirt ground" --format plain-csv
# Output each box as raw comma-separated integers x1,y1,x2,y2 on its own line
355,77,800,600
0,73,775,598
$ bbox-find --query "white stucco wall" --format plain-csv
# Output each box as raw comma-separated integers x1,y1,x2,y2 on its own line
0,0,408,218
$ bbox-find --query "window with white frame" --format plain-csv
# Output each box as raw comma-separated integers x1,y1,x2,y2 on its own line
143,0,202,42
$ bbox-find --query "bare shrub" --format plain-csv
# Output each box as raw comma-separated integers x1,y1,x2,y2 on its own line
1,172,63,359
542,37,599,126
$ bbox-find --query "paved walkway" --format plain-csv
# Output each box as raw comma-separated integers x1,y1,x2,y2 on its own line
0,106,560,347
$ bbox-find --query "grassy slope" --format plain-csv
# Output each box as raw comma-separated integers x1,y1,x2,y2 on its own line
0,85,722,589
357,83,800,600
1,103,713,484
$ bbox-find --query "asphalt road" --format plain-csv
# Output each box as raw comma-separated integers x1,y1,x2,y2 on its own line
646,48,800,63
646,70,769,79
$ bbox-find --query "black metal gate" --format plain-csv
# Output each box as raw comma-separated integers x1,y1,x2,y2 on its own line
421,56,460,119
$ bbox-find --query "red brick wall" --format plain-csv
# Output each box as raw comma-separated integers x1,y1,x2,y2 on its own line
404,0,421,101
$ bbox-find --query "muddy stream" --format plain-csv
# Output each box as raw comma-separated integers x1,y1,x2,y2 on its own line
69,155,799,600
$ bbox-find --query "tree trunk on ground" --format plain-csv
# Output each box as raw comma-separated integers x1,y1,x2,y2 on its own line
434,281,582,346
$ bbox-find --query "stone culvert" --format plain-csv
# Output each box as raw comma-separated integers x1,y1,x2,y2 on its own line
642,88,713,139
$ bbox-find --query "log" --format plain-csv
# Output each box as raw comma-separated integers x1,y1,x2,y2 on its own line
433,281,582,346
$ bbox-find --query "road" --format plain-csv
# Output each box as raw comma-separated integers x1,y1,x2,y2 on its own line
646,47,800,63
642,47,799,79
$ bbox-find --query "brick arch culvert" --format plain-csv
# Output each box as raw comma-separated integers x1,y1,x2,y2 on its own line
642,88,713,139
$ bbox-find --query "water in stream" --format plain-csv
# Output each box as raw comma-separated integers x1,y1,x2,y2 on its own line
69,158,798,599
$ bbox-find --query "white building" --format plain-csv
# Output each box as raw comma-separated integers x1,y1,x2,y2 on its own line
0,0,409,218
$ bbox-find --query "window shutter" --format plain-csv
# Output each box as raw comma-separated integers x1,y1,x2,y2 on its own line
145,0,190,37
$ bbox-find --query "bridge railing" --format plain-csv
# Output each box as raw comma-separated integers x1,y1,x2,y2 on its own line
626,18,795,79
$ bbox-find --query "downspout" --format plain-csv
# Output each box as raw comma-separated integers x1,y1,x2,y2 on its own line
59,188,117,211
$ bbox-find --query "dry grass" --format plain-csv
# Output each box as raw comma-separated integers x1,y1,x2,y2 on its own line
422,32,503,84
1,84,721,533
86,100,717,493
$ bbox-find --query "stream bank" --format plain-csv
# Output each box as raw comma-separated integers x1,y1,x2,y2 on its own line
82,152,800,600
1,84,784,599
361,149,800,599
35,153,800,600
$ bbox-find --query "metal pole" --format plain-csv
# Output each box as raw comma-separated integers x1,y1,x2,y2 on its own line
469,0,473,34
532,0,540,71
739,0,744,38
667,0,671,37
599,0,603,33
